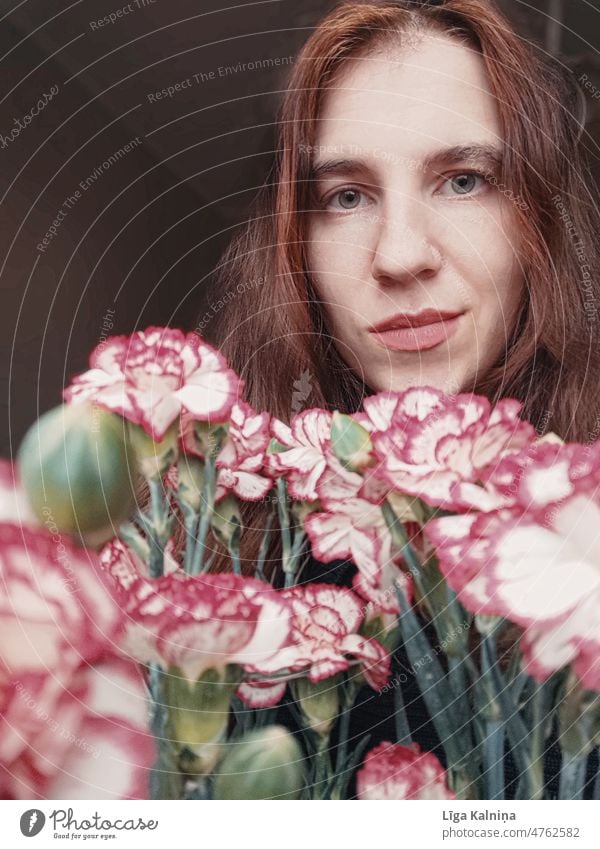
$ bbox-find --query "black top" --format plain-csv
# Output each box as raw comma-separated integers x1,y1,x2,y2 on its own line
274,555,598,800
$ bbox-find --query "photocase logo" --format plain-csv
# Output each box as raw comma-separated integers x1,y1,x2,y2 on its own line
19,809,46,837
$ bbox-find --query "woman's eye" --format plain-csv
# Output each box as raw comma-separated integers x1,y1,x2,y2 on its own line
324,187,369,211
439,172,487,197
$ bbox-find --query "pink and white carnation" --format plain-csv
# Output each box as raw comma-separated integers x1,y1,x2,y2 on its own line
475,440,600,515
215,401,273,501
267,409,334,501
4,656,153,800
427,445,600,691
235,678,288,709
0,460,37,527
246,583,391,692
369,387,536,512
120,572,292,682
303,457,409,613
266,408,414,612
0,521,152,799
100,536,181,592
64,327,242,441
356,741,455,800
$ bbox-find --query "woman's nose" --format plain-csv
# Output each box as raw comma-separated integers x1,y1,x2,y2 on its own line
370,198,443,287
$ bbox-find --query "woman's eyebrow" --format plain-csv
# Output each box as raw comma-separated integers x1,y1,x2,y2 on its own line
309,158,374,180
309,143,503,180
424,143,504,172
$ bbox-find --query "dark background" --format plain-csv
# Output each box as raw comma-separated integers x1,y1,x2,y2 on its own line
1,0,599,456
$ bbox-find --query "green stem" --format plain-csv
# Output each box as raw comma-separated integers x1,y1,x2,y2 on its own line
312,735,333,799
480,633,505,801
189,456,216,575
149,663,181,799
276,478,295,586
482,639,540,800
335,702,353,778
593,749,600,800
335,680,358,778
528,681,547,801
118,521,150,561
183,507,199,575
559,752,587,800
483,720,505,800
285,529,307,589
382,500,425,594
255,510,274,581
395,582,480,798
332,733,373,800
229,542,242,575
393,680,412,747
148,476,168,577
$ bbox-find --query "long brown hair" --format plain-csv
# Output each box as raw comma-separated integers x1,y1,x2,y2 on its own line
195,0,600,579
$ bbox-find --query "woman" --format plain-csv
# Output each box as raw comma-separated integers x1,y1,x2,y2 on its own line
202,0,600,797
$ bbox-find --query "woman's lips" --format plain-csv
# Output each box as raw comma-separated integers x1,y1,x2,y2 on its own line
371,314,462,352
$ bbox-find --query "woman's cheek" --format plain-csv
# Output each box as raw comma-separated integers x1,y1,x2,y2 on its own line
307,232,365,301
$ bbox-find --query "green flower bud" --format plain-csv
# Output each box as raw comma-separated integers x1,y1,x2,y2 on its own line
386,490,424,524
290,498,321,524
128,421,178,480
211,494,242,550
191,420,229,459
331,412,374,472
176,455,205,512
18,403,135,546
291,675,342,736
163,664,241,773
213,726,305,800
361,606,401,653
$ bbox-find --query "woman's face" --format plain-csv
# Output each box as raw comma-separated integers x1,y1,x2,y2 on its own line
305,33,525,395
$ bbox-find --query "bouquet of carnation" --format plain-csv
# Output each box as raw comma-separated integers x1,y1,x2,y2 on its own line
3,326,599,801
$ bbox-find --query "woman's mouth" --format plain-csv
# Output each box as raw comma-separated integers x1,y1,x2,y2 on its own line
369,309,463,352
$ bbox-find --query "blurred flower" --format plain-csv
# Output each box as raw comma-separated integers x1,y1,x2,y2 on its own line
64,327,242,441
118,573,292,764
4,657,153,800
427,446,600,691
473,440,600,516
0,521,152,799
0,522,121,682
356,741,455,800
120,572,292,683
248,583,391,691
18,404,134,546
0,460,36,526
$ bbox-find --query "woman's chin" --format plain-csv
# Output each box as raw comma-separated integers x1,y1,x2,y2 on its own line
365,370,466,397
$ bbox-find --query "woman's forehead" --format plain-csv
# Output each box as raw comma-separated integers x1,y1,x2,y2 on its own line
313,34,501,163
